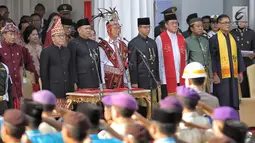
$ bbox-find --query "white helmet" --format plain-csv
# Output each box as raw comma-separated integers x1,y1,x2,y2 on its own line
182,62,207,79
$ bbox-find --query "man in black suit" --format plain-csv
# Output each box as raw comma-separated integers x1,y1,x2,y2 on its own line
40,17,73,102
34,3,47,31
68,18,101,90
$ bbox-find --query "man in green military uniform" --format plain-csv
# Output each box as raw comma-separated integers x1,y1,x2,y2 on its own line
186,17,212,92
231,20,255,98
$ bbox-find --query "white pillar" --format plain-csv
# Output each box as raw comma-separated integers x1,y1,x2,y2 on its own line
249,0,255,30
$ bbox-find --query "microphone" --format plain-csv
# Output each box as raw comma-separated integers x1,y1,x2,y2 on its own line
123,38,147,59
98,37,104,41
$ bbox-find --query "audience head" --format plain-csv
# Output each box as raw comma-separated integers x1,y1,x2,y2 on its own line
23,25,39,44
1,109,27,142
62,112,91,143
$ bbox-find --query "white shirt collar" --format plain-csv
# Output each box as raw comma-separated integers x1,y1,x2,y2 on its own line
167,30,177,38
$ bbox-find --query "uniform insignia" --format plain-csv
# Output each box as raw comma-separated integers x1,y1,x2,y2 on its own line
172,8,176,13
4,53,7,56
63,5,67,10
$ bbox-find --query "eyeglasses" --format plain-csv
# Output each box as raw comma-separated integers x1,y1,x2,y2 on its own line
168,21,178,25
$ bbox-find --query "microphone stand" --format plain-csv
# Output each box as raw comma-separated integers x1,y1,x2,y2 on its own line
116,40,133,95
124,38,159,111
89,49,104,100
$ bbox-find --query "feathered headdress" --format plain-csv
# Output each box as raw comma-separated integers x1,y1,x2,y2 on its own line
92,7,120,26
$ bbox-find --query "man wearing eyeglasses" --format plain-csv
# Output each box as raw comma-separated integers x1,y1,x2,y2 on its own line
156,12,186,98
230,20,255,98
209,14,245,110
40,17,73,107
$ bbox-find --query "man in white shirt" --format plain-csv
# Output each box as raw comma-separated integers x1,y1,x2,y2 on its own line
156,11,186,98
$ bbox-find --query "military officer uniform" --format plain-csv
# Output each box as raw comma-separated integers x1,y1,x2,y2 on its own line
57,4,78,38
231,27,255,98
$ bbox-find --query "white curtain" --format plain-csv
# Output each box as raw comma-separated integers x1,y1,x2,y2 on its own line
93,0,155,41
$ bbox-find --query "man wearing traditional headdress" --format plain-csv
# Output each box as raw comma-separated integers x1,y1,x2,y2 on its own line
40,17,73,107
0,22,38,109
98,8,129,89
156,12,186,98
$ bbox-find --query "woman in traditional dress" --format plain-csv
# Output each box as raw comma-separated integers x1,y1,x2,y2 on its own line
42,12,59,47
23,25,42,76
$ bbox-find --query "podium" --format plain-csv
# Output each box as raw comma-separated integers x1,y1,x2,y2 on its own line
65,88,151,118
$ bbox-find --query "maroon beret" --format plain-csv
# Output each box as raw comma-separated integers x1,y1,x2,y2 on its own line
3,109,27,126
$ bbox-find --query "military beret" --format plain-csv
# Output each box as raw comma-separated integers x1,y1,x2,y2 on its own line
177,86,200,102
111,92,138,110
213,106,239,120
57,4,72,13
32,90,56,105
160,96,183,113
77,18,90,28
137,17,150,26
61,18,73,26
161,7,177,14
3,109,27,126
186,13,198,24
102,94,113,106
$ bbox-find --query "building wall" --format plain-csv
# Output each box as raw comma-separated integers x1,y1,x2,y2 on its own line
172,0,223,31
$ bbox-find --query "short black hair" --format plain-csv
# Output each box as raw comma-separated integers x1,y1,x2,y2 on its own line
115,106,135,118
18,20,30,30
27,117,41,130
190,77,205,86
181,97,198,110
202,15,211,20
65,124,87,142
157,122,177,136
217,14,230,23
3,122,25,139
76,103,101,127
35,3,45,10
30,13,41,19
223,120,248,143
23,26,37,44
1,18,14,27
0,5,8,10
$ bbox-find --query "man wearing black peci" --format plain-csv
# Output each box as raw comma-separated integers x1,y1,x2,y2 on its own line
68,18,101,90
128,17,160,117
